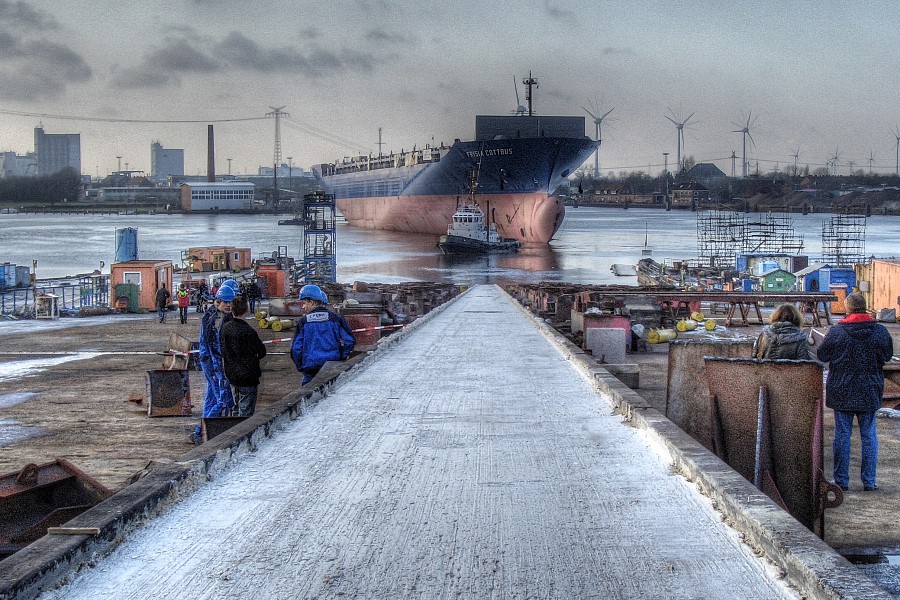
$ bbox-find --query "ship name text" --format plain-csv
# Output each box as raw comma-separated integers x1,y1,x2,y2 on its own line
465,148,513,158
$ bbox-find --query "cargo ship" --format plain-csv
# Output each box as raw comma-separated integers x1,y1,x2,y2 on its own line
312,76,599,243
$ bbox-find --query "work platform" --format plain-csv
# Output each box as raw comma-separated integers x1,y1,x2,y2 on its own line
0,286,887,599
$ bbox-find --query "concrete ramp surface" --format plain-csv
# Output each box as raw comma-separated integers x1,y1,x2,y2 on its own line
41,285,799,599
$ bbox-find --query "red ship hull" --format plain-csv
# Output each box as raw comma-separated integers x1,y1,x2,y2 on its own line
337,193,565,244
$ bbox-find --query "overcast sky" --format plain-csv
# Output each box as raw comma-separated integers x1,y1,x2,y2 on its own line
1,0,899,178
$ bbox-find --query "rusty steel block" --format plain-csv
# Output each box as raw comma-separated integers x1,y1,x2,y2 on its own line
704,357,842,538
201,416,249,442
146,370,193,417
665,339,754,449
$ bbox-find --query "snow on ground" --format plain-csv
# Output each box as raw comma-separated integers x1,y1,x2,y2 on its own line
38,285,800,599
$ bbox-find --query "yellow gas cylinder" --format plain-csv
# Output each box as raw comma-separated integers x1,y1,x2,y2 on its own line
271,319,294,333
676,319,698,332
647,328,677,344
690,311,705,322
260,316,279,329
704,319,717,331
254,310,268,321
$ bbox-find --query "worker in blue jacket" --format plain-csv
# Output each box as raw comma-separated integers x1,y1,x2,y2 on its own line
191,284,236,444
291,285,356,385
817,292,894,492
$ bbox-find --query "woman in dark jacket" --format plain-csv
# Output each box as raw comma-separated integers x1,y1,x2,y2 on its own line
754,303,811,360
816,293,894,492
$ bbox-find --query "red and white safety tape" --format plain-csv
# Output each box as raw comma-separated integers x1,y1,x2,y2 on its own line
261,324,404,344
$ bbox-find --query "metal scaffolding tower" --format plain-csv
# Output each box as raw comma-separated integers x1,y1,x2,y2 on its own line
696,210,805,268
300,191,337,284
820,213,866,267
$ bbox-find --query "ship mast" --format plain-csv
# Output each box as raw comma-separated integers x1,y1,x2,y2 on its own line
522,71,538,116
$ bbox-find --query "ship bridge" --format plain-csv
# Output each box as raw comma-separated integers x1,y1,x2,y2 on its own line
3,286,885,599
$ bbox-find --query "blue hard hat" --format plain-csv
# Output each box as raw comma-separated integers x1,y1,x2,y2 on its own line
299,284,326,303
216,286,236,301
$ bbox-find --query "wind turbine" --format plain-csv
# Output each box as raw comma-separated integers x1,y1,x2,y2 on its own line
892,126,900,175
829,148,841,176
583,102,614,178
665,110,693,173
791,148,801,176
868,150,876,174
732,112,756,178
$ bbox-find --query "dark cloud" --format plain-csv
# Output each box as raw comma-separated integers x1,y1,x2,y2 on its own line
149,38,221,72
0,0,59,30
298,27,320,40
111,31,376,89
544,2,574,19
366,28,415,45
0,4,91,101
602,47,635,55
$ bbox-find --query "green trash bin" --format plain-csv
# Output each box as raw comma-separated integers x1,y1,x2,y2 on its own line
114,283,140,312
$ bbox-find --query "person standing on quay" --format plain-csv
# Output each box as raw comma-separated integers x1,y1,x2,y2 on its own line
753,303,811,359
221,295,267,417
176,283,190,324
290,284,355,385
155,283,171,323
191,285,235,444
817,293,893,492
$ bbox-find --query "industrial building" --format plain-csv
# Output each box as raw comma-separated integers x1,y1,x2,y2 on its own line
0,151,35,178
34,127,81,176
150,142,184,179
179,181,255,211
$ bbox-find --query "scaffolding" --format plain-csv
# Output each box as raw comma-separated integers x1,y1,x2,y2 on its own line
820,213,866,267
300,191,337,284
696,210,805,268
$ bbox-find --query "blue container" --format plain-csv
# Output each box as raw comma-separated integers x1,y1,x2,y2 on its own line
115,228,139,262
742,278,754,292
0,263,15,290
15,266,31,287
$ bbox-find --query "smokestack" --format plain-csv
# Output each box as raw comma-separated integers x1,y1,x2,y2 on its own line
207,124,215,182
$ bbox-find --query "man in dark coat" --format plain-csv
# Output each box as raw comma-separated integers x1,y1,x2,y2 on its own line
221,295,267,416
817,293,893,492
155,284,171,323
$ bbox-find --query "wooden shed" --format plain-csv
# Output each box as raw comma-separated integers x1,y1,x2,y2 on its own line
759,268,796,293
110,260,174,311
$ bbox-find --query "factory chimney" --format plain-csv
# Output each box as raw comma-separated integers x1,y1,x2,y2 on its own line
207,124,215,182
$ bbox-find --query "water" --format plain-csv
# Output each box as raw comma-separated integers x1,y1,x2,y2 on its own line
0,207,897,284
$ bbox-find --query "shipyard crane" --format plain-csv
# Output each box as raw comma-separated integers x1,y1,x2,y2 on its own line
512,77,526,116
732,112,756,178
665,110,693,173
582,103,614,179
522,71,538,116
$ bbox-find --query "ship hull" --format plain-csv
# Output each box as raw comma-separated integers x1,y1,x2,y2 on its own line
318,133,598,243
336,192,564,243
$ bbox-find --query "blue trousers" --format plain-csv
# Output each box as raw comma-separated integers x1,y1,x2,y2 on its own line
195,359,223,436
833,409,878,488
231,385,259,417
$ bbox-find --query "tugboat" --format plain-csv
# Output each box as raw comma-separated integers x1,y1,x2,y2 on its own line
437,205,521,254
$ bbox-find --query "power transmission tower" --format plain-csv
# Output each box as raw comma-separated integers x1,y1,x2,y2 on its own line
267,106,289,206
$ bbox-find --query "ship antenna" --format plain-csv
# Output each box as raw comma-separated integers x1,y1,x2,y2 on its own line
522,71,538,116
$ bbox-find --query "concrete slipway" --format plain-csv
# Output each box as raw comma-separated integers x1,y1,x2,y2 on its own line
5,285,888,599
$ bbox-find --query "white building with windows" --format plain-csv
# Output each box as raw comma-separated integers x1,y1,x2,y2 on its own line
180,181,255,211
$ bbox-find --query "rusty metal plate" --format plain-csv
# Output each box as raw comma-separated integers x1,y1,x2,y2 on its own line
704,358,835,536
666,339,754,450
201,416,249,441
146,370,192,417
